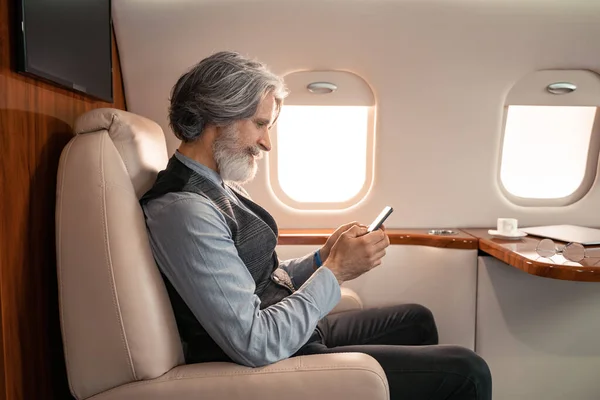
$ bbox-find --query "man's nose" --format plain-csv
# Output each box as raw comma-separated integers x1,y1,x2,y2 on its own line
258,130,272,152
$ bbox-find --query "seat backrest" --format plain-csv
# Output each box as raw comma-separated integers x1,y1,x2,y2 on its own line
56,108,184,400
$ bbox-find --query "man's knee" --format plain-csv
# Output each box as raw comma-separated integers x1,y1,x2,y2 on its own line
408,303,435,322
398,303,439,344
444,346,492,396
389,303,435,324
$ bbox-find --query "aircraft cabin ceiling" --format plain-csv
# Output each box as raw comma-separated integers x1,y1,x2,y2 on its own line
112,0,600,229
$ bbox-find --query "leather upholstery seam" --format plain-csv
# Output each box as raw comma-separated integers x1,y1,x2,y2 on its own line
100,131,137,380
109,114,132,177
165,364,388,377
347,297,361,309
89,366,389,398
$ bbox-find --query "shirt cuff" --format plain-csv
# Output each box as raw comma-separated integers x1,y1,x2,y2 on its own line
288,252,316,289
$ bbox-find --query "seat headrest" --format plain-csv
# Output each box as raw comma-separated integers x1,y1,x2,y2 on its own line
74,108,162,139
73,108,169,199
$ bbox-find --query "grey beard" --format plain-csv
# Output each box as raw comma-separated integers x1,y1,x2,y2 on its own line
213,126,258,183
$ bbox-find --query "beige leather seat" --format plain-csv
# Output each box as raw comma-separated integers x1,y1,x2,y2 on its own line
55,108,389,400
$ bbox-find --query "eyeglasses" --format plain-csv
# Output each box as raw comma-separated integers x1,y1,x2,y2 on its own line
535,238,599,264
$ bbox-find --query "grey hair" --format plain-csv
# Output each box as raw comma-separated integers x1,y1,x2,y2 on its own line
168,51,288,142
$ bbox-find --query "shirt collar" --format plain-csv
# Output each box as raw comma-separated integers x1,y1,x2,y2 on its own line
174,150,224,187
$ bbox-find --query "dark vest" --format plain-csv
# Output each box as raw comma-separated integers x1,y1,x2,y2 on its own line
140,156,293,364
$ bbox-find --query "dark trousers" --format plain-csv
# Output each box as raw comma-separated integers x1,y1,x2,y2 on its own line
292,304,492,400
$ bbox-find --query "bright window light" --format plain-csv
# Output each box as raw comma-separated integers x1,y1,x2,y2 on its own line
275,106,369,202
500,105,596,199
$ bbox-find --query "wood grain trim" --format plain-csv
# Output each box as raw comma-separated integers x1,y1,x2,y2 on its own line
277,229,478,249
0,0,127,397
277,230,331,245
478,239,600,282
279,228,600,282
463,229,600,282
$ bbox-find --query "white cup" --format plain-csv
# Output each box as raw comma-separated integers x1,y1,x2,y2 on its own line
497,218,518,235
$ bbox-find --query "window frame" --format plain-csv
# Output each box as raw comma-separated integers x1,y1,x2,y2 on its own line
497,70,600,207
267,70,377,211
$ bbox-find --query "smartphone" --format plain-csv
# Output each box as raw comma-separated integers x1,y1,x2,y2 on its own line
367,206,394,232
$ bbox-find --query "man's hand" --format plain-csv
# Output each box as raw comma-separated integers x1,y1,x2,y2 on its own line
319,221,367,265
323,225,390,285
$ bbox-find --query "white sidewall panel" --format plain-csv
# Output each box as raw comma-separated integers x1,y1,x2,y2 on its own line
477,256,600,400
277,245,477,349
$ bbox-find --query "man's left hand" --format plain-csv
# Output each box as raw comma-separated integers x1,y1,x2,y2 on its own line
319,221,367,264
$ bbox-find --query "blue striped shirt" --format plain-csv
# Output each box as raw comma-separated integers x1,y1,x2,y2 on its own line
141,151,341,367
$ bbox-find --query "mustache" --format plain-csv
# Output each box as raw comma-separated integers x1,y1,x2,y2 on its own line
248,146,262,158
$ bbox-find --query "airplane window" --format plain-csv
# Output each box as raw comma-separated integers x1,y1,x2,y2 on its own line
267,70,376,210
274,105,369,203
500,105,597,199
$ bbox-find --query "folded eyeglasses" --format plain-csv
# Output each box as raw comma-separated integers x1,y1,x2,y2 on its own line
535,238,599,264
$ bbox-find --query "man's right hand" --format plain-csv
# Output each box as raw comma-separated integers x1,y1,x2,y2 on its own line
323,225,390,285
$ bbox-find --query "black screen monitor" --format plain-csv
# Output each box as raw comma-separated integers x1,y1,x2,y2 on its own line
16,0,113,102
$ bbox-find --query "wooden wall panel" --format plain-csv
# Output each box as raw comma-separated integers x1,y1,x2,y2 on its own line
0,0,127,398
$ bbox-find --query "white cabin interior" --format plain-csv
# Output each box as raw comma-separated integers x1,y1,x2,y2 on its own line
1,0,600,399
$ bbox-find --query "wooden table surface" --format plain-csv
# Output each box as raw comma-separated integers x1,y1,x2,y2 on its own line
278,227,600,282
462,229,600,282
278,228,478,249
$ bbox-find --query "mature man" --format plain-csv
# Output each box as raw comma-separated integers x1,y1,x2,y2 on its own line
140,51,492,399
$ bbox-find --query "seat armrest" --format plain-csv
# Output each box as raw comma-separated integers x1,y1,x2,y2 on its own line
89,353,389,400
329,286,363,315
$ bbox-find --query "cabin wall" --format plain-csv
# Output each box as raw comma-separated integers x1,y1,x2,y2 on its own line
276,244,478,350
113,0,600,231
0,0,127,398
477,256,600,400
